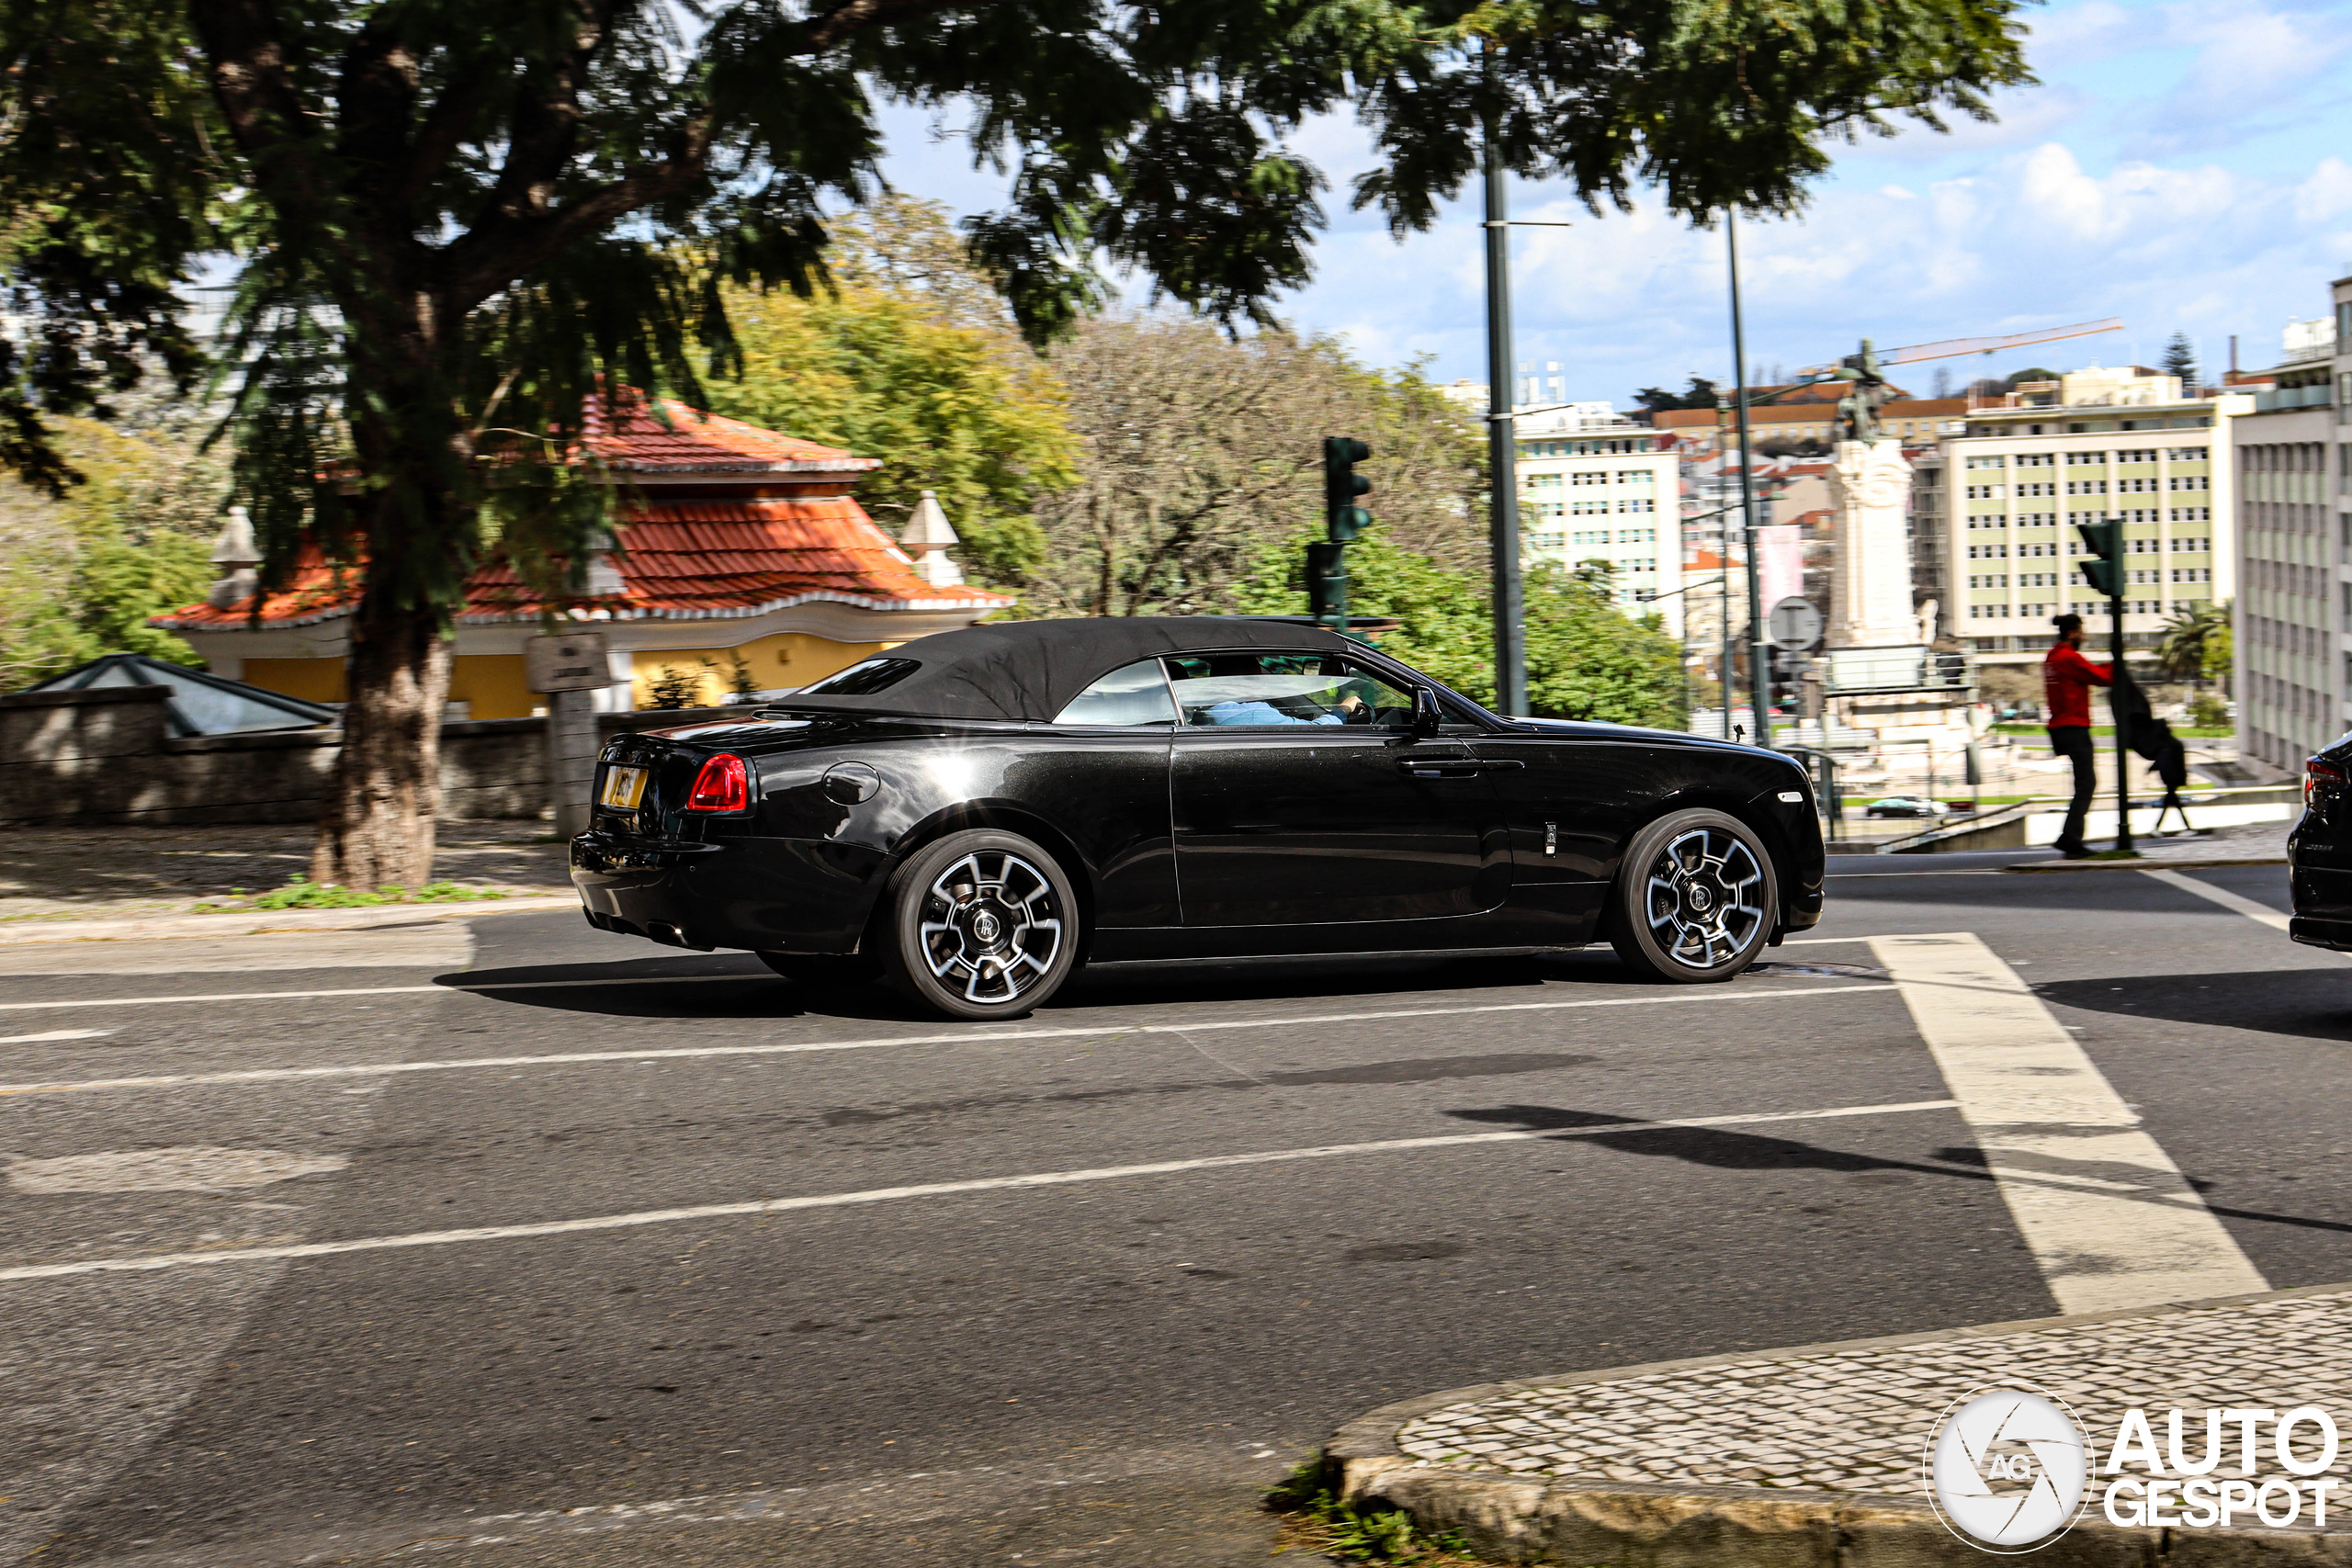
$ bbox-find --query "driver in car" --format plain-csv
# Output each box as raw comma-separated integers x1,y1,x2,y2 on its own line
1205,690,1370,726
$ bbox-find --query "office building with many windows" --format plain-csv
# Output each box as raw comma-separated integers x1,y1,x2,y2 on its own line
1938,368,2248,672
1515,404,1684,637
2236,282,2352,773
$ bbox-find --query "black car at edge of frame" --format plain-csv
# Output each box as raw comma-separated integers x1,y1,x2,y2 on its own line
2291,746,2352,948
571,617,1826,1020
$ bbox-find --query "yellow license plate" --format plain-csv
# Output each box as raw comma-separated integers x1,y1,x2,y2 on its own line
599,765,649,810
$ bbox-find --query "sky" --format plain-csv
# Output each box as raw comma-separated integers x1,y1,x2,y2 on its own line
869,0,2352,406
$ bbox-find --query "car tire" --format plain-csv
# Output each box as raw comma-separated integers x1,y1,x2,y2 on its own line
1607,808,1778,985
757,952,879,991
877,829,1080,1020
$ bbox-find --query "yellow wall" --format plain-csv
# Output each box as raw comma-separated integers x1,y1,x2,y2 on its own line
243,658,347,705
239,633,893,718
447,655,540,721
632,633,888,710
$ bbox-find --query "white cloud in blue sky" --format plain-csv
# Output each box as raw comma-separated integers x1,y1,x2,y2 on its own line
872,0,2352,402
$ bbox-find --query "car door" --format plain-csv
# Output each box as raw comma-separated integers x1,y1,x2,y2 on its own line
1164,650,1510,926
1463,726,1665,937
1036,657,1181,928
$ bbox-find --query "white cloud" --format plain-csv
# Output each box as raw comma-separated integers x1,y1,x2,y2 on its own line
1272,137,2350,401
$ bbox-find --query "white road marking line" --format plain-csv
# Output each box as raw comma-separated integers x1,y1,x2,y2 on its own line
0,1097,1957,1282
0,984,1891,1098
0,1028,111,1044
0,972,763,1013
2140,867,2292,932
1870,931,2268,1314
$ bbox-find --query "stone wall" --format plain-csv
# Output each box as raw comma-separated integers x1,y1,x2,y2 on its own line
0,684,738,828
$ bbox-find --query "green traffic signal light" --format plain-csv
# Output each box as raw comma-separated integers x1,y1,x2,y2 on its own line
1323,435,1372,542
2075,519,2121,597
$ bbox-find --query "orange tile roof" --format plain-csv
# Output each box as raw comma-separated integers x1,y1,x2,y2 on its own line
577,389,881,475
157,491,1010,629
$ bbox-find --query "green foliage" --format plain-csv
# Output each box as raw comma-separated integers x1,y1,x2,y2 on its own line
0,413,219,688
2155,600,2231,682
1031,319,1485,616
1634,377,1724,417
2160,332,2199,384
227,876,506,910
1235,531,1686,728
1266,1461,1482,1564
0,0,2038,622
2188,690,2230,728
699,203,1078,592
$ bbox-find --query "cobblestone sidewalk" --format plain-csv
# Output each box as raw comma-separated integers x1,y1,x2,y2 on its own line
1390,1285,2352,1512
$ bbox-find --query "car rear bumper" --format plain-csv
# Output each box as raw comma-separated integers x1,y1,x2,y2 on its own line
570,829,886,954
2291,862,2352,949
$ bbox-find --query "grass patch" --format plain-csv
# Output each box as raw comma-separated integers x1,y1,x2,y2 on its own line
1266,1459,1499,1564
197,876,510,912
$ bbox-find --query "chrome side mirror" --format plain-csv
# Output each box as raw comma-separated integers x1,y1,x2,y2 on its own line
1411,686,1442,735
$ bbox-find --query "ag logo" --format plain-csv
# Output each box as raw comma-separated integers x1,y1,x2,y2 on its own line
1924,1386,2091,1552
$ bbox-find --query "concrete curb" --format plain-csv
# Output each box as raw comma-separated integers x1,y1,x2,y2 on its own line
2007,856,2288,874
1329,1282,2352,1566
0,894,580,945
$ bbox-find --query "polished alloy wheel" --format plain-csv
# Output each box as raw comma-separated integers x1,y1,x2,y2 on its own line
916,849,1065,1005
1642,826,1767,970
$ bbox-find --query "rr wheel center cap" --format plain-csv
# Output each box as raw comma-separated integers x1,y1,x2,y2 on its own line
969,908,1002,944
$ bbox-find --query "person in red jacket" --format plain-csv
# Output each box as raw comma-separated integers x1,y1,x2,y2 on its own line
2044,613,2113,858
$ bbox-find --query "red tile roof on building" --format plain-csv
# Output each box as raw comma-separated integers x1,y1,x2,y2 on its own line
157,495,1009,630
576,389,882,475
155,392,1012,631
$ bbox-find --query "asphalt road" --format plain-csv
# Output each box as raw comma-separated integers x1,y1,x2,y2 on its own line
1,851,2344,1567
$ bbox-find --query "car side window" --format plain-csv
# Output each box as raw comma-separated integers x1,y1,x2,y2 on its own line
1051,659,1178,726
1161,652,1416,728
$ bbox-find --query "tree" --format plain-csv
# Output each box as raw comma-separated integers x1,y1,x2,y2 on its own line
1233,531,1685,728
0,0,2033,887
700,201,1079,590
1634,376,1725,421
2161,332,2199,391
0,410,220,687
2156,600,2230,684
1023,316,1484,617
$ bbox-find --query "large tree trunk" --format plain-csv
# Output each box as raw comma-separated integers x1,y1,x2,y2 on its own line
312,609,452,889
311,296,470,892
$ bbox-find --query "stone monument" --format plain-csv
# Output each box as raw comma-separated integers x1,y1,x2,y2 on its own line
1818,341,1971,782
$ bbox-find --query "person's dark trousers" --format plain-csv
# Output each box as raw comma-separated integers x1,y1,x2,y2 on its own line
2049,724,2096,852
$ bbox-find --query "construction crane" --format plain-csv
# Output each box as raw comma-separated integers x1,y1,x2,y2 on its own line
1794,318,2122,378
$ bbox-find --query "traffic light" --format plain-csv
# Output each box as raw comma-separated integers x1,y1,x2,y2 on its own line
1306,541,1347,620
1324,436,1372,541
2075,519,2122,597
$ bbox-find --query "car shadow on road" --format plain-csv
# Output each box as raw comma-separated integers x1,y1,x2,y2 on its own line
429,948,1688,1021
2031,968,2352,1043
1444,1104,2352,1236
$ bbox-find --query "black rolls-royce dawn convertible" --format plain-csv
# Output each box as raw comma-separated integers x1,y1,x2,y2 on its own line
571,617,1825,1019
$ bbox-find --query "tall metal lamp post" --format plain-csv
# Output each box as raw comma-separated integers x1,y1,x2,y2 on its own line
1724,210,1770,749
1481,62,1528,718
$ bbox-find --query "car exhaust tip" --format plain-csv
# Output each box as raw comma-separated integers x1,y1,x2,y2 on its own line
646,921,715,952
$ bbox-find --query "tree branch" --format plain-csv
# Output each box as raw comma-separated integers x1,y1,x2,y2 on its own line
186,0,343,230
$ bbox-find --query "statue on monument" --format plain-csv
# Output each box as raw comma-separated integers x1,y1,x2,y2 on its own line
1832,339,1894,445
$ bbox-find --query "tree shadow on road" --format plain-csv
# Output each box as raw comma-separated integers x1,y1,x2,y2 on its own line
2031,968,2352,1043
1444,1104,2352,1236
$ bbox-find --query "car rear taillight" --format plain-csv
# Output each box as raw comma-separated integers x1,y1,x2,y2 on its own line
2307,759,2345,807
684,753,749,812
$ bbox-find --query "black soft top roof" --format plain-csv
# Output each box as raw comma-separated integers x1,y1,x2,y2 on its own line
772,616,1359,723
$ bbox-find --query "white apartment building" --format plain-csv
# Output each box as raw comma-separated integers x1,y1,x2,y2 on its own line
2236,285,2351,772
1939,367,2247,672
1514,403,1684,637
